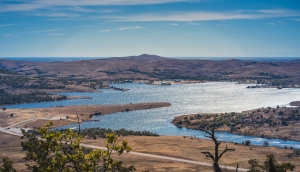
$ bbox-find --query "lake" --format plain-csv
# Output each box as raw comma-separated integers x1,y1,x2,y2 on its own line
6,82,300,148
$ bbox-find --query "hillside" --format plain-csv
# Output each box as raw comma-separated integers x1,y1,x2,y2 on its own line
0,55,299,85
172,106,300,141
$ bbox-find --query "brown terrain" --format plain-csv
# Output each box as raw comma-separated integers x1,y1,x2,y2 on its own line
1,54,300,105
1,132,299,172
1,55,300,171
291,101,300,106
172,105,300,141
0,102,171,127
1,103,299,171
1,54,300,84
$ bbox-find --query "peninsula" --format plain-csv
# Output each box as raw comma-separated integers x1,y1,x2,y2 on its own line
172,103,300,141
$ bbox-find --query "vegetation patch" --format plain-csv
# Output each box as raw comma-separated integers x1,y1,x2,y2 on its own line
28,127,159,139
0,89,66,106
172,106,300,141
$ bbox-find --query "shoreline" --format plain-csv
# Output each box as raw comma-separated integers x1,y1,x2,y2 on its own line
237,80,300,89
0,102,171,128
1,82,300,144
176,126,300,145
291,101,300,106
172,102,300,142
1,81,299,107
1,102,300,171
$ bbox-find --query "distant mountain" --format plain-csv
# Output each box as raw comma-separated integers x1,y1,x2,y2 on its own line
108,54,167,62
1,54,300,85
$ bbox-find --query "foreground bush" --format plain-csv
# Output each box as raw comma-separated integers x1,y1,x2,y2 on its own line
2,122,135,172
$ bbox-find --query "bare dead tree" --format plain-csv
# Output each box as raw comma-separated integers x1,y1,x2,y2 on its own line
77,114,81,134
236,164,239,172
200,128,235,172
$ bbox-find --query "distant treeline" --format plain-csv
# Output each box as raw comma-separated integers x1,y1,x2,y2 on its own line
0,89,66,106
173,107,300,137
28,127,159,139
0,75,66,89
0,67,17,75
80,128,159,139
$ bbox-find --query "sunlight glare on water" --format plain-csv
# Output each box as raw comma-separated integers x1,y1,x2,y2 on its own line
6,82,300,148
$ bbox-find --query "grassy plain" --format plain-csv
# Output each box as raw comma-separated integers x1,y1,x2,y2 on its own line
1,132,299,172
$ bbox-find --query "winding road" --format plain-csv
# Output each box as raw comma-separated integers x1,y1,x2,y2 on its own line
0,118,249,171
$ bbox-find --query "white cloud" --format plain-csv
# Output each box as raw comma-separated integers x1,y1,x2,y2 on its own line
268,21,286,25
215,24,228,27
257,9,293,14
100,9,120,13
277,21,285,24
187,22,200,25
25,28,65,33
47,33,65,36
0,24,17,28
69,6,96,13
3,33,19,37
0,0,189,12
103,9,300,21
291,18,300,21
35,12,79,17
150,31,169,35
100,29,111,32
118,26,145,31
76,25,94,28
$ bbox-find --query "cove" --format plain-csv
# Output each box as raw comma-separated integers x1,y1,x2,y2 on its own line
6,82,300,148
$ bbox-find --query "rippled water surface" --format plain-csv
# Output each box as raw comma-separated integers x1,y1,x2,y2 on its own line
6,82,300,148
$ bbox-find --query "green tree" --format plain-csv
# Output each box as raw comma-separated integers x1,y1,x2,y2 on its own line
247,159,261,172
245,140,251,146
21,122,135,172
0,157,17,172
247,154,295,172
263,154,295,172
263,141,269,147
294,149,300,157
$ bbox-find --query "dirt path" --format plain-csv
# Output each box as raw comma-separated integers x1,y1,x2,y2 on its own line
0,118,249,171
80,143,248,171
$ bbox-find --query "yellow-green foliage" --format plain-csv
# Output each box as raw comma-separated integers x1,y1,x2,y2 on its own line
20,122,135,172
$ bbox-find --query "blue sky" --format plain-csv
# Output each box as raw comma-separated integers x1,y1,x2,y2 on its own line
0,0,300,57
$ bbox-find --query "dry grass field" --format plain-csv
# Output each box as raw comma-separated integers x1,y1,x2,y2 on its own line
82,136,300,171
1,132,299,172
0,132,28,171
0,102,299,171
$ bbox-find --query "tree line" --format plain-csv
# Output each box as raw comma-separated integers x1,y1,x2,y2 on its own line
173,107,300,140
0,89,66,106
28,127,159,139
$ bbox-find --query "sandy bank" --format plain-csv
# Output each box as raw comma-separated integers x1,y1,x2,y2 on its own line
0,102,171,128
291,101,300,106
